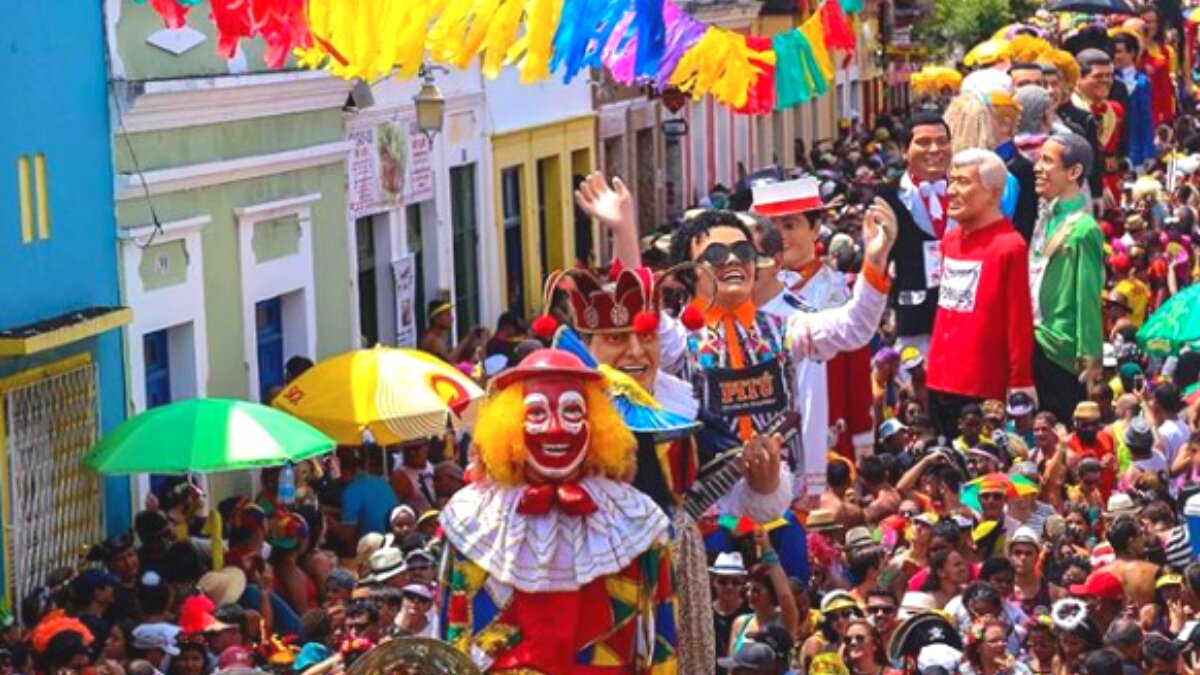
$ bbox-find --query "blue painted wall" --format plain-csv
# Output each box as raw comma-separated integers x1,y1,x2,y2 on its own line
0,2,131,547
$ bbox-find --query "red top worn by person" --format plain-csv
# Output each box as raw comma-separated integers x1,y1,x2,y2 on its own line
927,150,1035,402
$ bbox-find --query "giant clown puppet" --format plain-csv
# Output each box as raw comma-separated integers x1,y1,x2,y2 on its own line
439,349,678,674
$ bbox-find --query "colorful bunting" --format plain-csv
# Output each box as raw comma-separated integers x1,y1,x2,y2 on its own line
137,0,858,117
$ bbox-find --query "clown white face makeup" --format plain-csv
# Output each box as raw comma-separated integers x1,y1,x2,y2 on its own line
522,378,590,482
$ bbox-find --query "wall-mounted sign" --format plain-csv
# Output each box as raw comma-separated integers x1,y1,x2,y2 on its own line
347,121,435,219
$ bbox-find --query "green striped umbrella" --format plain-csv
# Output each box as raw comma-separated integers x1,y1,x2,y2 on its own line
83,398,335,475
1138,285,1200,357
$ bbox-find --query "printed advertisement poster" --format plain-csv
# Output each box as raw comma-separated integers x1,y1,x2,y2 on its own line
393,254,417,348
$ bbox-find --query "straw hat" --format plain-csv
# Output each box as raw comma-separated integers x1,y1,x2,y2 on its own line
197,567,247,607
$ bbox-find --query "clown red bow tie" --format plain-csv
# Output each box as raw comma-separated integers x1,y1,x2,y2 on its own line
516,482,598,517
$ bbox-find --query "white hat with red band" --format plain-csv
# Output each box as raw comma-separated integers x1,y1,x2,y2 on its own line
751,177,825,217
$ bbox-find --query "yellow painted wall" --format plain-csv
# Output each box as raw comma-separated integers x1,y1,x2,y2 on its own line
492,116,596,314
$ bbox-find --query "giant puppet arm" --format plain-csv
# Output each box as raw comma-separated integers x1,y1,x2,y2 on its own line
574,171,642,271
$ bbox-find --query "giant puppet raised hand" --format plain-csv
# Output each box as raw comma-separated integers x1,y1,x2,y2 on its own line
862,196,898,273
574,171,641,271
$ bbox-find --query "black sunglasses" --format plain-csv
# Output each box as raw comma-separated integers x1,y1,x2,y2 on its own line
867,605,897,615
697,241,756,266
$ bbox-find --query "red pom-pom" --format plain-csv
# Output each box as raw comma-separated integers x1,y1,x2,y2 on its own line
814,242,826,256
531,314,558,340
680,305,705,331
632,311,659,335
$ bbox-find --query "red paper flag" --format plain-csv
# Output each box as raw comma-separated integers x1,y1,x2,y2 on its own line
148,0,190,29
819,0,856,55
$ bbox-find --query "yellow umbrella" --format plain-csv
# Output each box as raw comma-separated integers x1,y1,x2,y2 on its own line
272,346,484,445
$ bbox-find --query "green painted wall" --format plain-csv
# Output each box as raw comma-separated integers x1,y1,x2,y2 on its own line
138,239,189,290
113,110,344,174
115,0,292,80
252,214,302,263
117,163,352,400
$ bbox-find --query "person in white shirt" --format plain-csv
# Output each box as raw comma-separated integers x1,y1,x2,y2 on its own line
1151,383,1189,466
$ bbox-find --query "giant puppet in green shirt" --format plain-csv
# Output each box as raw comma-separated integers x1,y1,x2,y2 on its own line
1030,135,1106,422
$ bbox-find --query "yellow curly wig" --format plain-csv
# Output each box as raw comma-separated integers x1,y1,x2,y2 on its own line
1037,49,1081,91
1008,35,1052,63
472,379,635,486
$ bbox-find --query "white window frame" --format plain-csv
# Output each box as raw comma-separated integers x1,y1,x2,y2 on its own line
234,193,321,402
119,216,213,505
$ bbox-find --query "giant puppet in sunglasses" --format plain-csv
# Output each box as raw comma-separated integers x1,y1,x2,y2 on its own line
575,172,898,497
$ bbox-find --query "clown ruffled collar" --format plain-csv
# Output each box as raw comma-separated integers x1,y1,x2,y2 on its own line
439,475,670,593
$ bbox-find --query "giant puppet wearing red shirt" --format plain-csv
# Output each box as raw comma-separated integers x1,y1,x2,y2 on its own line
926,149,1036,437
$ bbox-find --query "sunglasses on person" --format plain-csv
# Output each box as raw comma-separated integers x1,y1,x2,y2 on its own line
697,240,756,267
867,604,897,616
899,509,920,518
845,634,870,645
346,620,371,633
828,610,856,621
980,492,1005,502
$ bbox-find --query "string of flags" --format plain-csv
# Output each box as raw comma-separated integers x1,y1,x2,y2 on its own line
136,0,862,115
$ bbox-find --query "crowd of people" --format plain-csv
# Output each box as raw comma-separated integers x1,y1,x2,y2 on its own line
11,3,1200,675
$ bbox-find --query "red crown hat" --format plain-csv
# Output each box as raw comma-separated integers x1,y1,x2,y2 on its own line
567,267,655,334
751,177,826,217
492,349,602,390
531,267,658,339
530,263,716,340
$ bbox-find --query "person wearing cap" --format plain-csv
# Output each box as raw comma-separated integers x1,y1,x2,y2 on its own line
877,111,954,364
900,345,930,412
393,584,435,638
438,350,678,673
924,148,1036,442
419,299,455,362
1120,415,1167,487
1005,391,1037,448
132,622,181,672
1006,526,1055,617
879,418,911,455
799,590,865,667
1030,133,1105,425
718,642,778,675
1067,401,1117,500
710,552,750,665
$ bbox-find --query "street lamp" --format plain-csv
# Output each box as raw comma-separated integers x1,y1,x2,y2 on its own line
414,64,448,140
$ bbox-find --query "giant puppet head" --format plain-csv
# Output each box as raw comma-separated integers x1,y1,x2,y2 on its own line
474,349,634,486
544,268,661,393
